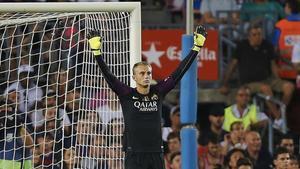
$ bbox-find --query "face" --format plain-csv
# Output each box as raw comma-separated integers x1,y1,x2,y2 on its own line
64,148,76,166
45,107,57,120
46,120,56,130
168,138,181,153
76,119,89,134
66,91,80,110
58,71,68,83
171,111,181,127
229,151,245,169
209,115,224,129
284,3,291,15
248,28,263,47
280,139,294,154
236,88,251,107
33,148,41,165
87,111,99,123
89,136,105,158
171,154,181,169
108,142,123,158
45,96,56,107
133,64,152,88
246,132,261,152
230,123,245,142
110,119,124,135
207,142,220,158
274,153,290,169
37,137,54,153
8,91,19,103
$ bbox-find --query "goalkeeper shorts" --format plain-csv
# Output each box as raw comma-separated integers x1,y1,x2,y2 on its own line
125,151,165,169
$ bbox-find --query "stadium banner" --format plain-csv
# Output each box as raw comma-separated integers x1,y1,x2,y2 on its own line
142,29,219,81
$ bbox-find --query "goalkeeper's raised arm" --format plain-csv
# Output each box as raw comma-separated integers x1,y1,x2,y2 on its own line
87,31,129,95
169,25,207,85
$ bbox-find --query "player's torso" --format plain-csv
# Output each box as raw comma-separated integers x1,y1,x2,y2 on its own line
119,87,163,152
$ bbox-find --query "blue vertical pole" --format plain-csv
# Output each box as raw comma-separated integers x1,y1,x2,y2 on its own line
180,35,198,169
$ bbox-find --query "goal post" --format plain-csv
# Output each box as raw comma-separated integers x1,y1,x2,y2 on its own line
0,2,141,169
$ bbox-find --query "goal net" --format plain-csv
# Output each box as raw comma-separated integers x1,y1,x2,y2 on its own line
0,2,141,169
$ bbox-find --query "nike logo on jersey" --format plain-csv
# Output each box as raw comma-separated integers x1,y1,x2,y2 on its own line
132,96,139,100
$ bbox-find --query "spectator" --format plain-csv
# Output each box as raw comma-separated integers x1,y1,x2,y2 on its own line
86,78,109,110
240,0,285,40
273,0,300,80
31,90,70,129
277,133,295,155
43,89,57,107
288,154,299,169
273,147,290,169
96,89,123,130
165,132,181,169
52,70,68,105
6,88,20,110
73,118,90,167
37,106,70,136
65,87,81,122
165,0,185,23
220,23,295,129
85,110,103,134
5,64,43,113
221,121,246,154
31,90,70,133
32,146,42,169
106,140,124,169
0,97,34,168
62,147,77,169
222,86,268,132
87,135,108,169
224,148,247,169
105,117,124,137
241,0,285,22
199,135,224,169
170,151,181,169
36,133,59,169
162,105,181,142
198,105,226,146
200,0,239,26
244,131,272,169
237,157,254,169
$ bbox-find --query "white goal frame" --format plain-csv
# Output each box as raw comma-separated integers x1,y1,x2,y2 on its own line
0,2,141,87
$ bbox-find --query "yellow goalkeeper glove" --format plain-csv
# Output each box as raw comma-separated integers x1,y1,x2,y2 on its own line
192,25,207,52
88,30,102,56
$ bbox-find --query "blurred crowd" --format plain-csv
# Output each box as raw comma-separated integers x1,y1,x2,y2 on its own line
1,0,300,169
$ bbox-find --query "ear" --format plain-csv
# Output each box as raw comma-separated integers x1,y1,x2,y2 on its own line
208,115,213,121
132,75,136,80
273,159,277,167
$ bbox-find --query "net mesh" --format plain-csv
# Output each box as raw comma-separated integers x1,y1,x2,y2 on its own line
0,12,130,169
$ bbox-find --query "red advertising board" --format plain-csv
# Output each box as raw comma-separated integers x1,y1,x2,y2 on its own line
142,29,219,81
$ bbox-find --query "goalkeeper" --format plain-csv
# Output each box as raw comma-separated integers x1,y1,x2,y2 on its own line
88,25,207,169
